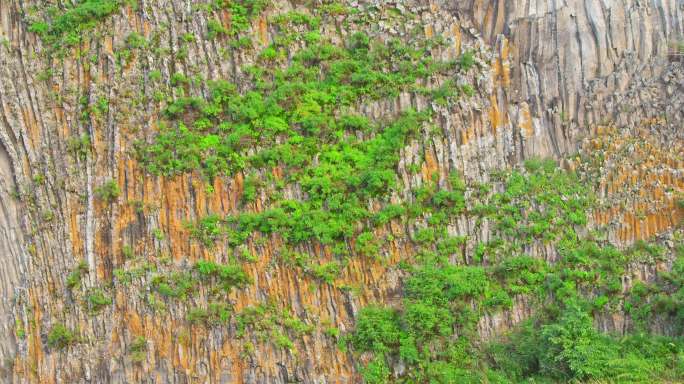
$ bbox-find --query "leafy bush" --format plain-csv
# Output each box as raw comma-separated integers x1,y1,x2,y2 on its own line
359,357,391,384
29,0,121,51
188,214,224,246
307,261,341,284
66,134,91,159
85,288,112,312
187,302,231,325
458,51,476,71
95,180,121,203
47,324,79,349
129,336,147,362
351,306,402,353
195,260,252,290
538,305,613,379
66,260,89,289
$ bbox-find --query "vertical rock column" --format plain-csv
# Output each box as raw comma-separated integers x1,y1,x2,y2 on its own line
451,0,684,158
0,141,25,381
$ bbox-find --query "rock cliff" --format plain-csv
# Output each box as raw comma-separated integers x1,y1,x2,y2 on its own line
0,0,682,383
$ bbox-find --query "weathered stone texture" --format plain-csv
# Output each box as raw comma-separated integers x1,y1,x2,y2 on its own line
0,0,681,382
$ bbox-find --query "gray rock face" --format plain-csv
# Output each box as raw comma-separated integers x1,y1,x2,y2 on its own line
454,0,683,157
0,141,25,380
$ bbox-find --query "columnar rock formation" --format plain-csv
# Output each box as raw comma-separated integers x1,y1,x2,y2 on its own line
0,0,682,382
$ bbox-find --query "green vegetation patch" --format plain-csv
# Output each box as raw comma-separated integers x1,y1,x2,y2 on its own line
47,323,79,349
150,260,250,299
29,0,122,51
348,161,684,383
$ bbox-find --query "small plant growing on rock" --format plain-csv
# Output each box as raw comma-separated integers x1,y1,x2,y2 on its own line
85,288,112,313
47,323,79,349
121,244,135,259
129,336,147,363
66,260,89,289
458,50,476,71
67,134,91,160
95,180,121,203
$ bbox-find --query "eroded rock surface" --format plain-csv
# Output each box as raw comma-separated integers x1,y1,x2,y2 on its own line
0,0,681,382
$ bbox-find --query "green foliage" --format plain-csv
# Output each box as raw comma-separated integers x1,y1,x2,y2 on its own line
523,157,555,173
116,4,683,381
181,33,196,43
538,304,614,379
67,134,91,160
487,309,684,383
129,336,147,362
188,214,224,246
66,260,89,289
359,357,391,384
150,259,250,303
351,306,402,353
241,173,260,203
29,0,121,52
151,271,195,299
624,244,684,333
458,50,476,71
492,255,547,296
125,32,147,49
273,331,294,350
85,288,112,312
307,261,341,284
95,180,121,203
195,260,252,290
47,324,79,349
65,271,80,288
373,204,405,225
152,228,165,240
460,84,475,97
324,326,340,339
121,244,135,259
113,262,155,286
149,70,162,82
136,9,480,301
351,159,683,382
211,0,268,37
234,303,311,351
187,302,232,325
207,19,229,39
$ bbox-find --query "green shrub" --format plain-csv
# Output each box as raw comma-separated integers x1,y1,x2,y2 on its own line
458,51,476,71
66,260,89,289
307,261,340,284
273,331,294,350
359,357,391,384
30,0,121,51
195,260,251,290
125,32,146,49
187,303,232,325
241,174,260,203
67,134,91,159
86,288,112,312
95,180,121,203
404,301,453,338
129,336,147,362
121,244,135,259
537,305,614,379
207,19,229,39
151,272,195,299
352,306,402,353
47,324,79,349
188,214,225,246
324,326,340,338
